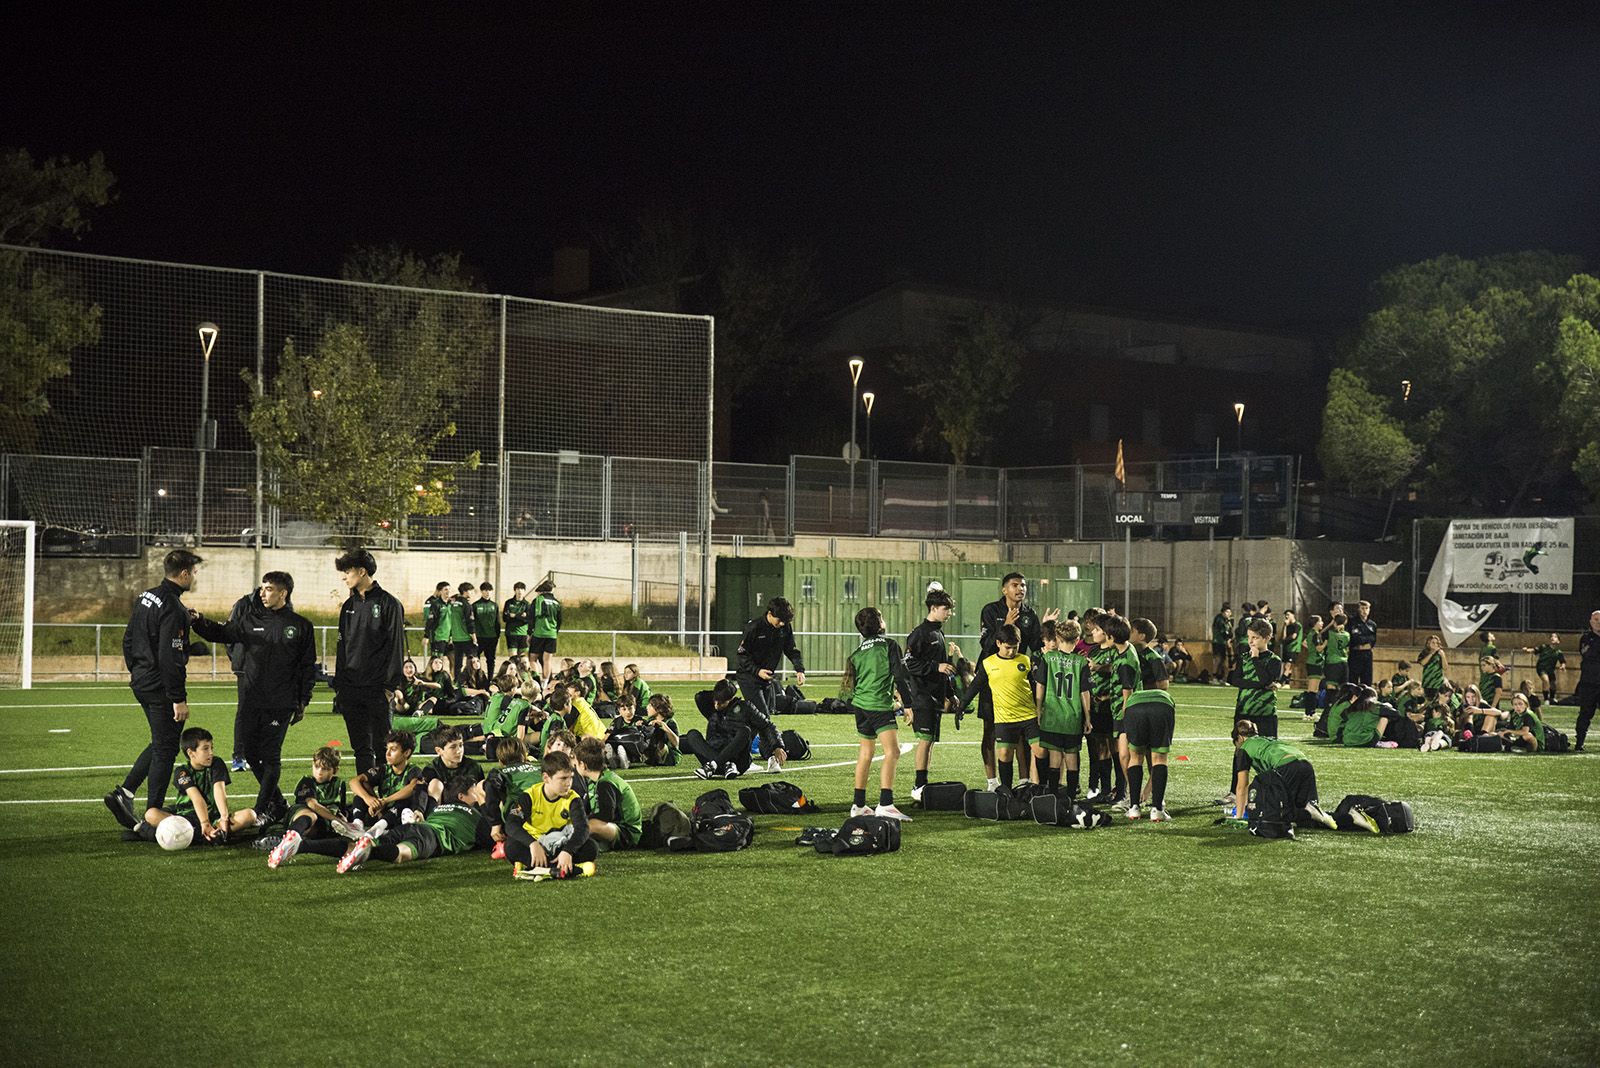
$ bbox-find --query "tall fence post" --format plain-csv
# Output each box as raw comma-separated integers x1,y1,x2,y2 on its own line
947,465,957,539
677,531,688,646
497,296,508,552
996,468,1007,540
254,270,265,569
1410,519,1420,634
785,457,796,542
1075,464,1085,542
631,532,640,615
601,457,613,541
1240,456,1251,538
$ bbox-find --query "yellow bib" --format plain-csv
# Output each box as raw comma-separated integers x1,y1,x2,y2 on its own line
520,786,579,838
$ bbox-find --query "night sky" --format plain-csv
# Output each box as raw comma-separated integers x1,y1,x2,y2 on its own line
7,2,1598,330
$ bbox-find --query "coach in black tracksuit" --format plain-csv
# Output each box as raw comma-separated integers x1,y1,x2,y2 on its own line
190,571,316,819
974,572,1050,780
1347,602,1377,688
735,596,806,727
107,550,203,828
332,549,408,777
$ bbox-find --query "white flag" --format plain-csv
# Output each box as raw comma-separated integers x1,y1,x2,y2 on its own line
1422,522,1497,647
1362,560,1402,586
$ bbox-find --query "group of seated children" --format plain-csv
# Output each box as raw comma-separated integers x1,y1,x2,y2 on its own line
1315,672,1564,754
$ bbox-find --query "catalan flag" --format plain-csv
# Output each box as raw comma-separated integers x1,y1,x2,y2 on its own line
1114,439,1125,486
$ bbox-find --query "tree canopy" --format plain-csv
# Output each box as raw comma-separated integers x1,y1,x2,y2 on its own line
1321,252,1600,513
0,148,115,450
894,305,1027,466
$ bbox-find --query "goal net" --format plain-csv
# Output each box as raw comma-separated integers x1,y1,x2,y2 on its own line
0,521,36,688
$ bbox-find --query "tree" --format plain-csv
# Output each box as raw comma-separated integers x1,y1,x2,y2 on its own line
245,324,479,545
1327,252,1600,513
893,305,1027,465
0,148,115,450
1317,369,1419,495
247,245,491,543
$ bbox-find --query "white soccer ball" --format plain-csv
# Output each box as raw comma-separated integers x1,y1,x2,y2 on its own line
156,815,194,851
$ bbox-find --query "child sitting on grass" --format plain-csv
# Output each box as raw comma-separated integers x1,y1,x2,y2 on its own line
421,725,484,803
503,751,597,880
563,681,608,741
575,736,642,851
643,694,681,765
261,746,348,868
129,726,258,846
349,730,424,829
295,775,493,872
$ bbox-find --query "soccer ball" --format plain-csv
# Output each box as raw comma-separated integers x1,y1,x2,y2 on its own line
155,815,194,851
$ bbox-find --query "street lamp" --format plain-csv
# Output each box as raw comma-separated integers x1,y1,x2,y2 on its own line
1400,379,1412,403
1233,401,1245,454
862,391,875,461
195,321,219,544
848,357,864,513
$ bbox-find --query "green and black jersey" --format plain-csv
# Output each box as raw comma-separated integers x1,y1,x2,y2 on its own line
1282,622,1304,658
503,597,530,638
445,599,473,643
1234,650,1281,721
1211,613,1231,647
531,594,562,639
1110,644,1142,721
363,762,422,799
292,775,348,815
1422,651,1446,690
628,676,653,710
841,635,910,713
424,595,450,643
422,755,484,790
487,762,544,820
425,803,486,854
1306,628,1326,669
1504,709,1547,748
1341,704,1382,747
1479,668,1502,704
1137,645,1169,689
1234,735,1306,776
171,760,230,819
472,598,501,642
1533,644,1565,675
482,693,531,738
1089,645,1120,708
588,768,643,845
1035,649,1088,735
1323,629,1350,666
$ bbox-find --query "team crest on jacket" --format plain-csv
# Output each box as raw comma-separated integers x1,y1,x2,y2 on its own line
285,626,297,639
371,604,381,619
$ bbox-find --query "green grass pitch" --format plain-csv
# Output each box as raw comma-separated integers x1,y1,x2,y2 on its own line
1,681,1596,1066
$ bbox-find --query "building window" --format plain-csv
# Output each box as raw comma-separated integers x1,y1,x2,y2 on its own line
800,575,816,603
1089,404,1110,444
843,576,860,603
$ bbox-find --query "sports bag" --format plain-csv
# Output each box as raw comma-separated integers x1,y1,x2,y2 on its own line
964,788,1030,821
1541,726,1571,754
667,788,754,852
916,781,966,810
1333,793,1416,834
822,814,901,855
1246,769,1295,839
1030,794,1110,828
780,728,812,760
817,697,849,714
1458,733,1505,753
738,780,818,814
640,801,691,849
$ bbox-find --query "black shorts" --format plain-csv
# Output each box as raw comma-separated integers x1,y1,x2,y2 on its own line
1089,697,1113,737
993,719,1039,747
1211,643,1228,662
852,706,898,739
1038,729,1081,754
1323,662,1349,686
1124,699,1175,753
1237,712,1279,738
429,640,452,656
395,822,442,861
911,699,942,743
1306,662,1324,679
507,635,529,651
529,636,558,656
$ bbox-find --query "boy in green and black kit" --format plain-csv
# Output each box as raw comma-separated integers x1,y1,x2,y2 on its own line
529,579,562,680
503,582,531,659
473,581,501,678
1033,619,1089,800
575,736,642,851
263,745,350,868
842,606,914,821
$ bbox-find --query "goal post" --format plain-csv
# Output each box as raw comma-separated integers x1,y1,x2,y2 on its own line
0,521,37,689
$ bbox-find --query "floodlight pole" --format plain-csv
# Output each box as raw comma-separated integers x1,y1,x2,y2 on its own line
195,322,219,545
848,358,864,516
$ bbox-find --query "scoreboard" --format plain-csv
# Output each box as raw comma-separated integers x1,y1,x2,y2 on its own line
1113,491,1222,527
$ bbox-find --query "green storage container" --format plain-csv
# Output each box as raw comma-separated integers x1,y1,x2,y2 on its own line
714,557,1102,678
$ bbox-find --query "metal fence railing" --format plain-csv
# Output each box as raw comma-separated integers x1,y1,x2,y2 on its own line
25,624,993,683
6,449,1300,550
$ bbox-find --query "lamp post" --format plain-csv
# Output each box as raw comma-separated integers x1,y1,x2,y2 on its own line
848,357,864,514
1401,379,1411,404
862,391,875,461
195,322,219,544
1233,401,1245,454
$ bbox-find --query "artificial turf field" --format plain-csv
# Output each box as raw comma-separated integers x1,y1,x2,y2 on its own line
1,681,1596,1067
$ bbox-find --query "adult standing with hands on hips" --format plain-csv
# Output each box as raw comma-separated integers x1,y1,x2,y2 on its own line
1574,609,1600,753
105,549,204,831
332,549,408,777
